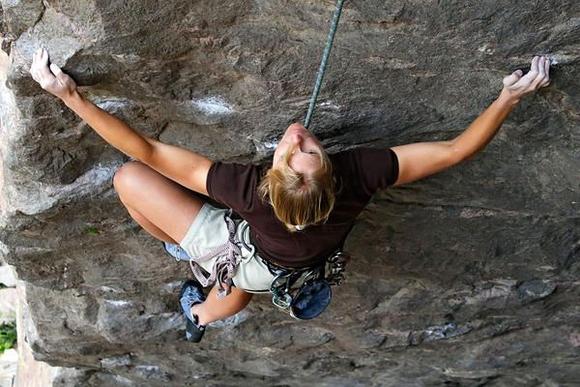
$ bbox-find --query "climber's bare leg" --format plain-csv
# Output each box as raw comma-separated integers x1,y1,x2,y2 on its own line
113,161,250,324
113,161,204,244
192,285,254,325
125,206,176,243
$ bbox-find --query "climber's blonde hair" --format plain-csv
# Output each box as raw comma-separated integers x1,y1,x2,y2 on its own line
259,144,335,232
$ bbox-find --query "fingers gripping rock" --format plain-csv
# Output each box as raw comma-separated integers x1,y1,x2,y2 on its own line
503,70,523,87
50,63,63,78
502,56,552,102
29,47,77,100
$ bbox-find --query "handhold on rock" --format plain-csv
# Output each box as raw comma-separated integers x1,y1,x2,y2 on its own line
516,279,557,304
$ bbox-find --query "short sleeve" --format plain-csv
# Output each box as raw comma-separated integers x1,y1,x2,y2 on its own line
206,162,261,213
337,148,399,197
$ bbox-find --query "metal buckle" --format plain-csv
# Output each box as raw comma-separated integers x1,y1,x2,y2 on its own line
270,273,293,310
272,292,293,310
326,250,347,285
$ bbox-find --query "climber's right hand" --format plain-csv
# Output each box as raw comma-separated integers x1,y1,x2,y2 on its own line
29,47,77,100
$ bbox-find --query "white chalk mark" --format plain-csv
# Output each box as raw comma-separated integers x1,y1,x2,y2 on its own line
104,299,132,307
254,140,278,154
96,99,131,111
192,97,235,116
477,43,494,54
320,100,341,111
99,286,123,293
261,140,278,150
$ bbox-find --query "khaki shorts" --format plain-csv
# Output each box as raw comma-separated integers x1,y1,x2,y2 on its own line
179,203,275,293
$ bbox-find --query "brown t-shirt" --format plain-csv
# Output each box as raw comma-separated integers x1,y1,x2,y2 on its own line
206,148,399,268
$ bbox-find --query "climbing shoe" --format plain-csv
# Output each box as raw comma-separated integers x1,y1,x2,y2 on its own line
179,280,206,342
163,242,193,261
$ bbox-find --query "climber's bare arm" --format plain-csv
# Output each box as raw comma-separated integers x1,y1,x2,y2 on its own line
141,138,212,195
392,56,550,187
30,48,211,195
391,95,516,186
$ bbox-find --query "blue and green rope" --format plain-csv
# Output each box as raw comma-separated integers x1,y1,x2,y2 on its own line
304,0,346,129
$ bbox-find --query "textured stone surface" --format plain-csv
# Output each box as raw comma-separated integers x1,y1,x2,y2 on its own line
0,265,16,287
0,349,16,387
0,288,16,324
0,0,579,385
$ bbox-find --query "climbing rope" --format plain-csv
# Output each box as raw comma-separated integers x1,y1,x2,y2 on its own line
304,0,346,129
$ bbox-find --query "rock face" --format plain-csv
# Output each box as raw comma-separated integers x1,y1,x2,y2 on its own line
0,0,579,385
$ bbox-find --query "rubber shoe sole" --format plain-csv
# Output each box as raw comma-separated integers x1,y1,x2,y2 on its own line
179,280,206,342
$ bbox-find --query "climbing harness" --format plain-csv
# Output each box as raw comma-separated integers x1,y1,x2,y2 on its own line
304,0,347,129
267,249,349,320
187,210,243,298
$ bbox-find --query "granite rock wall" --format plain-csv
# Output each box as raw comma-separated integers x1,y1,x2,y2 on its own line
0,0,579,385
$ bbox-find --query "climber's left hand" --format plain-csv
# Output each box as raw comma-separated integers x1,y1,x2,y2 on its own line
29,47,77,100
500,55,551,104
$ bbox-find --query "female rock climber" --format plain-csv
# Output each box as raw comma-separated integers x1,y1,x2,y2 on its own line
30,48,551,342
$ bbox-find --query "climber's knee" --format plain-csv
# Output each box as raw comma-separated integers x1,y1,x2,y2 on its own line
113,161,148,199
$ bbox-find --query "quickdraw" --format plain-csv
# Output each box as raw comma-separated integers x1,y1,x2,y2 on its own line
268,250,349,320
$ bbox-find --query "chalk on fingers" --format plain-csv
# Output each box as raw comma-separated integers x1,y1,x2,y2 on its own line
514,54,557,79
503,70,522,87
49,63,62,77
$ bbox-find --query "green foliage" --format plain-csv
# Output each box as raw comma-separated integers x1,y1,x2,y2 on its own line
85,226,100,236
0,322,16,353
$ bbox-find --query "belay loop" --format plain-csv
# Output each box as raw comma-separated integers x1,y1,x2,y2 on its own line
304,0,347,129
